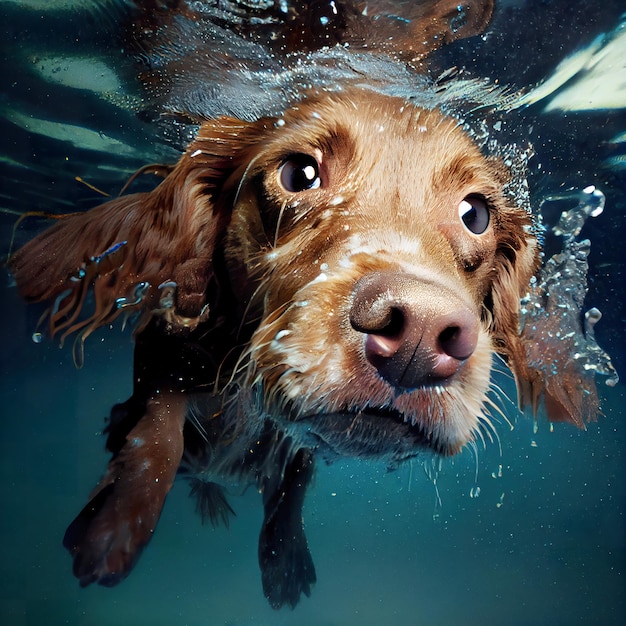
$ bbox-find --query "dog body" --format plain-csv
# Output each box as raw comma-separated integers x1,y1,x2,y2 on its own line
9,89,568,609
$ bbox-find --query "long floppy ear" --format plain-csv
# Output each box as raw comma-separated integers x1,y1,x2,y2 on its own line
9,116,264,355
489,212,614,428
487,210,540,405
506,240,617,429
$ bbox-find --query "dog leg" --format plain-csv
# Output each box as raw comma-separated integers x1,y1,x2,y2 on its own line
258,447,316,609
63,392,186,586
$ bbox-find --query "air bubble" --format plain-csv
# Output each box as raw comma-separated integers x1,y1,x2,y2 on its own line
490,464,503,479
520,185,620,410
449,6,467,33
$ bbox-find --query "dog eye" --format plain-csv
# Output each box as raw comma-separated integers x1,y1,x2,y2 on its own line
279,155,321,192
458,195,490,234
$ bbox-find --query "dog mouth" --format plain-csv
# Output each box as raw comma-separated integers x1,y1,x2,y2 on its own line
292,406,453,460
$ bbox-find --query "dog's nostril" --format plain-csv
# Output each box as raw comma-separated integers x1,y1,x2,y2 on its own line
350,280,407,360
431,320,479,381
438,325,474,361
381,307,405,337
358,307,406,359
349,286,406,338
356,305,405,337
437,305,480,362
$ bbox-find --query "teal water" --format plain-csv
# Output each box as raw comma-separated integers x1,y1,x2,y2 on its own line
1,1,625,624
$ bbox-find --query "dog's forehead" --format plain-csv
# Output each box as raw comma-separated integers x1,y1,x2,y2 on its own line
275,93,483,171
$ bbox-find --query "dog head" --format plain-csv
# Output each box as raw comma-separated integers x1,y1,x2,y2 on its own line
219,92,538,456
14,89,596,461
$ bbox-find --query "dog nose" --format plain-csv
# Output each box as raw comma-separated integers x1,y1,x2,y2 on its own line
349,271,479,388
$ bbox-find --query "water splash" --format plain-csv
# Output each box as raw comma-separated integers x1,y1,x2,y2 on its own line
552,185,605,240
517,185,619,426
534,186,617,385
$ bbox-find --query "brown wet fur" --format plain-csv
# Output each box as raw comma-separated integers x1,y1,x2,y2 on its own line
10,86,598,610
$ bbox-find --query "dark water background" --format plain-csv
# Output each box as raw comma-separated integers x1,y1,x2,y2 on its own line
1,1,625,625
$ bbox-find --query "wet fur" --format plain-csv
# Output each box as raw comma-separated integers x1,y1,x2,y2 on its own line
11,91,543,608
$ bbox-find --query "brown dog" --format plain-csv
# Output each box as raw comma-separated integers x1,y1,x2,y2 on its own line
9,89,595,608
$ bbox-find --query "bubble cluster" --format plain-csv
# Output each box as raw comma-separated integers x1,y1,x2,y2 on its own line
520,186,619,396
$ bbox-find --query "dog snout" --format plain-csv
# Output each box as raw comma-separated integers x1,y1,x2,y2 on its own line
349,271,479,389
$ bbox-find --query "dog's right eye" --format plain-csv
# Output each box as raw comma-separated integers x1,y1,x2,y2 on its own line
278,155,321,192
458,194,490,235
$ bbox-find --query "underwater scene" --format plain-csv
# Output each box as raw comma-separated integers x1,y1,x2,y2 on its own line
0,1,625,625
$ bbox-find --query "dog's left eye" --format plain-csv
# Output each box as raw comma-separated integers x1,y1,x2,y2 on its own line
458,195,490,234
278,154,321,192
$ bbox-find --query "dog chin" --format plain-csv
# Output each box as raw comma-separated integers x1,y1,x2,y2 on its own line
277,407,466,460
261,382,484,459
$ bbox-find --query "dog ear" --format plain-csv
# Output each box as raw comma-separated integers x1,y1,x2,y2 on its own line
9,116,265,356
486,217,539,397
505,252,614,430
510,322,603,430
489,218,606,429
